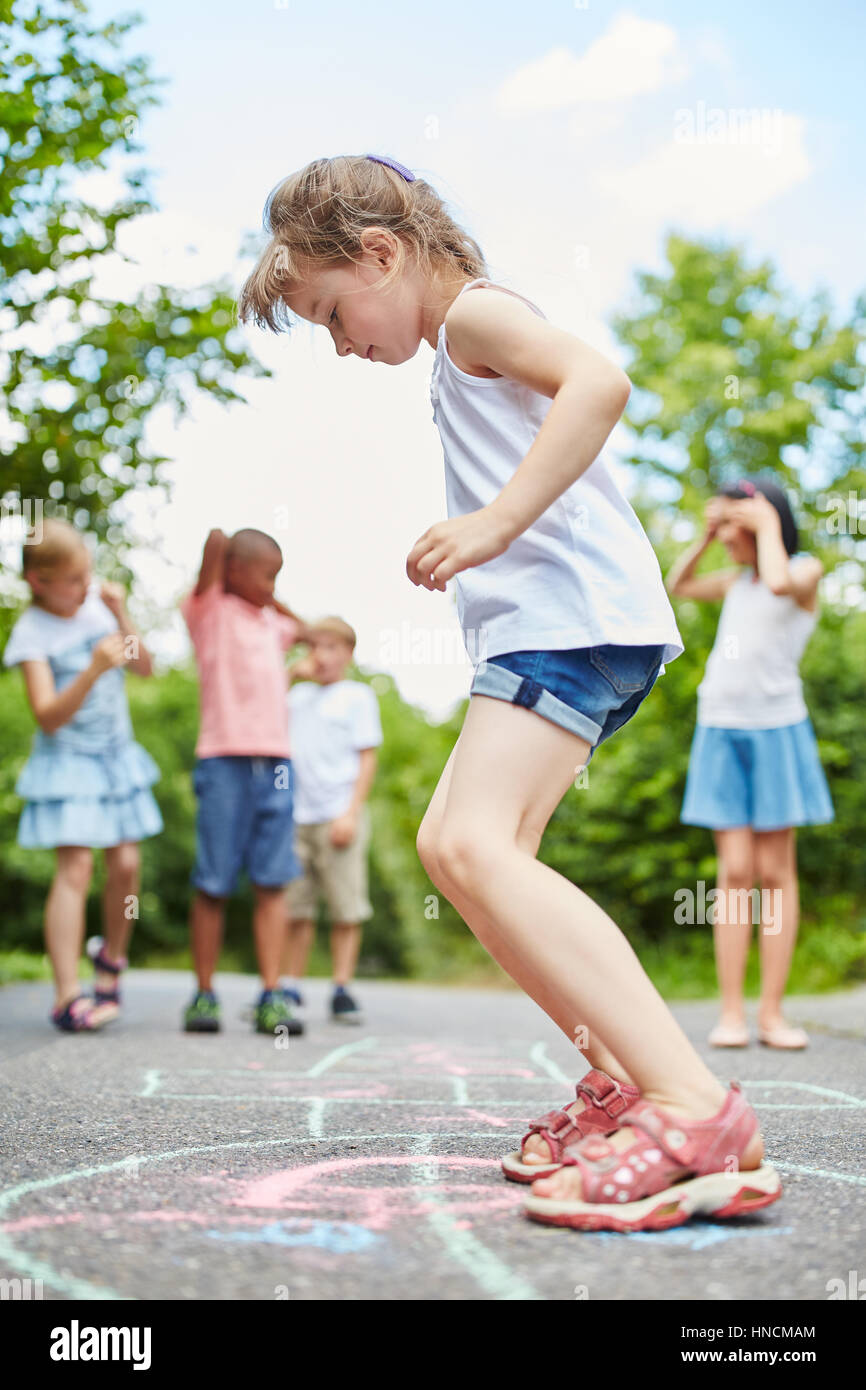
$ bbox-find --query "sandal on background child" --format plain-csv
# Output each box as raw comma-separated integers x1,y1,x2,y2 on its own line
51,993,118,1033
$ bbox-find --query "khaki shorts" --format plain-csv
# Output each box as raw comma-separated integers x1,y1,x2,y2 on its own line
287,805,373,923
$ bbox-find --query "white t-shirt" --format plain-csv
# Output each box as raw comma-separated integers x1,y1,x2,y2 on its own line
429,278,684,669
288,679,383,824
697,562,818,729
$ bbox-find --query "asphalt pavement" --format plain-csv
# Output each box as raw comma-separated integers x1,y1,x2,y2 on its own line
0,972,863,1301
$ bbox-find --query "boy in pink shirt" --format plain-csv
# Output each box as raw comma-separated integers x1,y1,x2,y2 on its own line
180,527,307,1035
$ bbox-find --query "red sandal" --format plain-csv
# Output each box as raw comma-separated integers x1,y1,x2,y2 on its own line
501,1068,640,1183
523,1081,782,1232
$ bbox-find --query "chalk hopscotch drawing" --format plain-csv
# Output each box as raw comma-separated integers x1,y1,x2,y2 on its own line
0,1036,863,1299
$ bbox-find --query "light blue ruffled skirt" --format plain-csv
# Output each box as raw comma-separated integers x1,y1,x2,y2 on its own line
14,738,163,849
681,717,834,831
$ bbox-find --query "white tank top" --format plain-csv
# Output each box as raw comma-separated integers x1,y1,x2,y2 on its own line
697,564,817,729
429,278,684,667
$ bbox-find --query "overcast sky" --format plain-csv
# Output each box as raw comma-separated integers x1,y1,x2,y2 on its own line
11,1,866,716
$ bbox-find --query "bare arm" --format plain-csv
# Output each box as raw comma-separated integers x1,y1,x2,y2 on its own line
20,636,127,735
100,583,153,676
346,747,377,815
270,596,310,644
328,747,378,847
450,291,631,538
407,291,632,589
785,556,823,612
666,535,739,602
725,497,822,606
194,529,229,595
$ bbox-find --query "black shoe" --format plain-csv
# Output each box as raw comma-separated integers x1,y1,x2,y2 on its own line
330,987,363,1025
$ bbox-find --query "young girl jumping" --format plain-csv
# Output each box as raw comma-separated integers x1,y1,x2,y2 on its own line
238,153,782,1232
3,518,163,1032
668,478,833,1050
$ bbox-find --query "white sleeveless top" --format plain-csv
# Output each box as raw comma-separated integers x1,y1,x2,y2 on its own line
697,564,817,729
429,278,684,667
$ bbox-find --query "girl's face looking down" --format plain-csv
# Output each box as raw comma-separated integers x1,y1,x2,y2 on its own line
29,550,91,616
282,235,459,364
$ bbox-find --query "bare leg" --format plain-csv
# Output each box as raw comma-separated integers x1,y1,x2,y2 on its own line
330,922,361,986
755,828,800,1029
45,846,94,1009
423,696,764,1200
99,842,139,992
252,885,288,991
419,736,634,1168
418,737,631,1083
712,828,756,1030
190,890,225,991
282,916,315,979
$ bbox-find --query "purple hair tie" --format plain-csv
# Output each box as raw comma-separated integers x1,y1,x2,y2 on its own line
738,479,757,496
365,153,416,182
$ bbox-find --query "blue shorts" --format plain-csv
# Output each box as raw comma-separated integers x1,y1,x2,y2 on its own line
191,755,301,897
681,719,835,831
469,644,666,757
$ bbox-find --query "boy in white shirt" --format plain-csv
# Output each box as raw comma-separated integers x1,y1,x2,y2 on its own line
283,618,383,1023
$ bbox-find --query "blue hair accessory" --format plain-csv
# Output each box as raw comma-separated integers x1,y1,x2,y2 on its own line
364,153,416,182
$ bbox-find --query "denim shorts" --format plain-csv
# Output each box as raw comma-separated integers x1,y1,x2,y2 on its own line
469,644,666,758
191,755,301,897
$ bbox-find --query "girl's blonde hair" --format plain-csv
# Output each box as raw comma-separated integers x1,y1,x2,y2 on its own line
22,518,88,577
238,154,488,333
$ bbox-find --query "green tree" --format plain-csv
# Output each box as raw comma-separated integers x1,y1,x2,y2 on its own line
613,234,866,558
0,0,266,628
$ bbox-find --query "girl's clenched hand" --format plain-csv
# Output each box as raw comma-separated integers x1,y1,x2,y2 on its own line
406,508,514,591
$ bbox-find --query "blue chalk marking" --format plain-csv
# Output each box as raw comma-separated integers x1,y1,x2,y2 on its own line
585,1223,794,1252
205,1219,381,1253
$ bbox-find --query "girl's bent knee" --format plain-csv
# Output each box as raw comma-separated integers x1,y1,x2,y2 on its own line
416,822,442,880
436,831,498,892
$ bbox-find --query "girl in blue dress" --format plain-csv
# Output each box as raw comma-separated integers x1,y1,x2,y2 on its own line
669,478,834,1051
3,519,163,1031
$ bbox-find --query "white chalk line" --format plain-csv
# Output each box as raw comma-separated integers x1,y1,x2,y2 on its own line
450,1077,469,1105
773,1163,866,1188
528,1042,574,1088
305,1036,379,1078
408,1135,541,1301
137,1091,866,1113
307,1098,326,1140
0,1129,522,1302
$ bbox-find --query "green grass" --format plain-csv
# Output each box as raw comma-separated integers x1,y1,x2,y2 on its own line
2,918,863,998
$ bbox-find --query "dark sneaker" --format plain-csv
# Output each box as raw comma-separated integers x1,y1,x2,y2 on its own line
256,989,304,1037
331,987,363,1026
282,986,305,1015
184,990,221,1033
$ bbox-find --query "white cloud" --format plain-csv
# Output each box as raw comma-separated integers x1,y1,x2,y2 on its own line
600,112,811,226
497,12,686,113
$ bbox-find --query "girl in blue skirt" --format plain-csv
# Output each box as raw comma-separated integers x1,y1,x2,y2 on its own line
3,519,163,1031
669,478,833,1050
